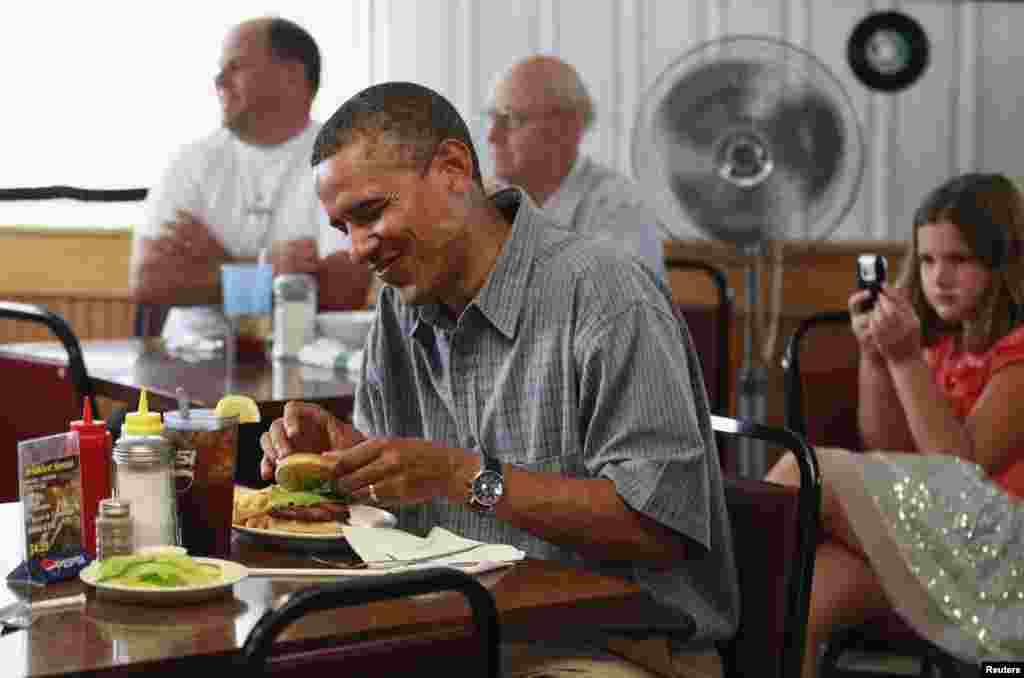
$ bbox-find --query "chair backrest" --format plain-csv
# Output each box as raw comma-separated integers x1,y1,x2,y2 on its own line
711,415,820,678
240,567,500,677
667,258,733,417
0,302,99,502
0,301,97,416
668,259,737,471
782,310,865,450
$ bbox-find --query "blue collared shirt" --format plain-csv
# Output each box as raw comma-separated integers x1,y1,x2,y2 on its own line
354,188,738,646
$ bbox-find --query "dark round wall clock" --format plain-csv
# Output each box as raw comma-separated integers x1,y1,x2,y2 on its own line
847,10,930,92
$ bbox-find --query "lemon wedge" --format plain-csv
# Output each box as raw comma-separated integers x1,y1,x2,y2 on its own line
215,394,261,424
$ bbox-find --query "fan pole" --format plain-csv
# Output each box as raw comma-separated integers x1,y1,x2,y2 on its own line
736,252,769,478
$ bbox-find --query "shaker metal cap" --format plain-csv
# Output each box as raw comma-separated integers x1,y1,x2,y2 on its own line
99,497,131,517
112,436,173,465
274,272,316,300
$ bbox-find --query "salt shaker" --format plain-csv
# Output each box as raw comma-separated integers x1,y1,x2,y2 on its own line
112,435,179,550
273,272,318,359
96,498,133,560
112,390,179,550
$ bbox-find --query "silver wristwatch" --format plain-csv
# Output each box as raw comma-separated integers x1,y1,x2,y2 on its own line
468,453,504,513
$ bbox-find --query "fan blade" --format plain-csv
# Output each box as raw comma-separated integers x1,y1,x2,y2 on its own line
632,36,865,244
759,86,845,205
668,167,810,246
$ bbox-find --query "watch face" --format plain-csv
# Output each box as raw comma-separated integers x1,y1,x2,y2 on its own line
472,470,504,507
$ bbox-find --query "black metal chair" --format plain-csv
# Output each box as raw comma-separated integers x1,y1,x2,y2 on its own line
0,301,98,418
667,258,733,417
782,310,861,448
710,414,820,678
668,258,738,475
781,311,964,678
240,567,500,677
0,302,101,501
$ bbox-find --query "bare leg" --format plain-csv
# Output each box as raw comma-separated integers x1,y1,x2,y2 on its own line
766,450,892,678
766,449,869,553
802,540,890,678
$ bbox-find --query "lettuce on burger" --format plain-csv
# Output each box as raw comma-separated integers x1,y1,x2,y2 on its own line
234,454,350,534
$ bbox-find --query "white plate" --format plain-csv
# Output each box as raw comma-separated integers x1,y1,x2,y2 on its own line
80,558,248,606
232,504,397,552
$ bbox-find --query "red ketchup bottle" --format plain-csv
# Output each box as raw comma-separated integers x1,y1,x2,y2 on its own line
72,399,112,559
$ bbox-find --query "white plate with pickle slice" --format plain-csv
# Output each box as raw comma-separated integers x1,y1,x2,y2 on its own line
80,554,248,606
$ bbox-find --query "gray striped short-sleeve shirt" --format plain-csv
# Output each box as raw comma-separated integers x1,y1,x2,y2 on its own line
354,189,739,647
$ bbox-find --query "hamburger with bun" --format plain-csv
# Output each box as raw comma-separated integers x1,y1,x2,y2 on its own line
275,453,337,492
233,453,350,534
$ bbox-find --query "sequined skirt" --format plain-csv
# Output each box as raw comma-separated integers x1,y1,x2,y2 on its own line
819,448,1024,661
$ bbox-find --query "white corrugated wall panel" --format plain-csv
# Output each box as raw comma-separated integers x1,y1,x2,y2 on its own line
977,2,1024,179
371,0,1021,242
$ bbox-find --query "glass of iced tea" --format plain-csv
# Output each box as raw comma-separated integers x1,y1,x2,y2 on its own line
163,410,239,558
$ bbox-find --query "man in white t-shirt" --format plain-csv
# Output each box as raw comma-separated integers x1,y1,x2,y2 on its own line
485,56,668,280
130,17,371,340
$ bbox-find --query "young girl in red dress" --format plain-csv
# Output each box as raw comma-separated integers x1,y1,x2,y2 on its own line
768,173,1024,676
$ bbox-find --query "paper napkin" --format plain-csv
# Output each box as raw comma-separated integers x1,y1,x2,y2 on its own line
341,525,525,575
297,337,363,372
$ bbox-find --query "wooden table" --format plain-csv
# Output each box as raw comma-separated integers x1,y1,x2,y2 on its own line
0,503,662,677
0,338,357,421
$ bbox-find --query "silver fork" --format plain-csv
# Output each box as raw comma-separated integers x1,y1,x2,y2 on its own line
310,543,485,570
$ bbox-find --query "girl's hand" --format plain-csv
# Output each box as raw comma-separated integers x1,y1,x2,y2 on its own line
849,288,883,362
871,286,922,364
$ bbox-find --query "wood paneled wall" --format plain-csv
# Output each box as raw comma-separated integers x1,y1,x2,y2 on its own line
0,228,131,296
666,239,908,425
0,228,134,343
0,294,134,343
0,228,907,426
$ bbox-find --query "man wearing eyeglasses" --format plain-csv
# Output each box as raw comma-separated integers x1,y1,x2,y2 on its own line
260,82,737,678
130,17,370,342
486,56,667,280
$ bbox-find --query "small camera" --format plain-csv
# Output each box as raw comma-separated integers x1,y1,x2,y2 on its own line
857,254,888,310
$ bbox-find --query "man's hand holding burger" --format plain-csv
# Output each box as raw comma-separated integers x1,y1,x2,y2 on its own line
259,401,365,482
260,401,480,508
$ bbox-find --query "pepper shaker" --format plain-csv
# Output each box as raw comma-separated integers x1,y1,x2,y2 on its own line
96,498,133,560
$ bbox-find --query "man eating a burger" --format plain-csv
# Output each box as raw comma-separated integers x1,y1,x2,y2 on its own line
258,82,737,678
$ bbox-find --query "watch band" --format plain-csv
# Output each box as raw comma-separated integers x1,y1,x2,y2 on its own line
480,453,502,475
